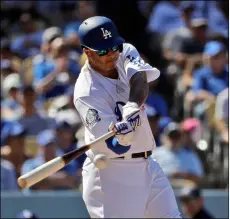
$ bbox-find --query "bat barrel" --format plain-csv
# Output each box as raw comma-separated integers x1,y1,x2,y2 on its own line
18,130,115,189
18,157,65,188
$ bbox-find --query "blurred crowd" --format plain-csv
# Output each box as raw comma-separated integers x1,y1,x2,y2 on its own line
1,0,229,194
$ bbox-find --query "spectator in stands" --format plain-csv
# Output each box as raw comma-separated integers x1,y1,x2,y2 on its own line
137,1,158,19
180,118,206,174
1,121,28,177
52,99,84,148
163,16,208,119
18,85,55,136
77,1,96,21
181,118,202,150
33,36,80,100
46,95,72,118
146,92,169,117
1,158,18,191
48,95,84,146
39,27,63,60
163,1,195,63
1,119,8,146
182,0,228,37
147,0,183,35
22,129,80,190
65,86,77,110
1,59,15,81
185,41,228,113
181,18,208,54
179,186,215,219
26,27,62,88
1,73,22,121
55,108,82,132
64,20,82,59
208,1,228,38
1,38,22,74
165,16,208,86
158,116,173,135
59,2,78,29
55,120,79,154
175,18,208,69
151,122,204,184
145,105,161,147
187,1,208,19
63,1,96,57
215,88,229,144
35,1,62,22
10,12,43,59
55,119,86,172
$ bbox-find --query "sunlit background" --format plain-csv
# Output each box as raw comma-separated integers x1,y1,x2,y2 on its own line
1,0,229,218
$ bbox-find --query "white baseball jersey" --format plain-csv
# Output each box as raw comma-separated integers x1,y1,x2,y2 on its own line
74,43,160,159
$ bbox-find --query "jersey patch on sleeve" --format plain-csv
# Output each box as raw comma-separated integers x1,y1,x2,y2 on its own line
86,108,101,128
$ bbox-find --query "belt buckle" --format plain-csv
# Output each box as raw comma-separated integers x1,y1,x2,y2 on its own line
144,151,148,159
124,154,132,160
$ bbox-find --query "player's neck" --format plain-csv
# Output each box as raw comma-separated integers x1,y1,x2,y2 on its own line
88,60,118,79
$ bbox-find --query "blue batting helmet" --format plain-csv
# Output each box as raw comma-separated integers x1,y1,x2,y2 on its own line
78,16,125,51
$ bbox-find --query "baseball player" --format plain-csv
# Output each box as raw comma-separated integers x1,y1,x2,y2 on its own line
74,16,181,218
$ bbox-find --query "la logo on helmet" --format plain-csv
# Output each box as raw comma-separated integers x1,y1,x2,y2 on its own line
101,28,112,39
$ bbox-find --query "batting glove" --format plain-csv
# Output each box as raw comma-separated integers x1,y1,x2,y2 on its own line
122,101,141,130
109,121,134,146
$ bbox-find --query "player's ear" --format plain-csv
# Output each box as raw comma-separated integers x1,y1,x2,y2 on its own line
83,48,91,57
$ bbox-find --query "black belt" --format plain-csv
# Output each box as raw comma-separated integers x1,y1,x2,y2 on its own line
114,151,152,159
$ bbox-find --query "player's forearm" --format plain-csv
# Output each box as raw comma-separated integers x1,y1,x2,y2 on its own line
129,71,149,107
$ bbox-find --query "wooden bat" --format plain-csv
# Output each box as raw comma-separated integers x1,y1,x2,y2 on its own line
18,130,115,189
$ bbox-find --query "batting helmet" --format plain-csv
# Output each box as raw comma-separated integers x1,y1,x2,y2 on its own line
78,16,125,51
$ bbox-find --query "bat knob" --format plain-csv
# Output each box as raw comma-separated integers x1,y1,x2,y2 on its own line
18,177,27,189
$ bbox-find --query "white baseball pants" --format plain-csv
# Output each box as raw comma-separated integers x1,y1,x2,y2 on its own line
82,156,182,218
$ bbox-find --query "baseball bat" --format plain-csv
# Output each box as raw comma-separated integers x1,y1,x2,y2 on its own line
18,130,115,189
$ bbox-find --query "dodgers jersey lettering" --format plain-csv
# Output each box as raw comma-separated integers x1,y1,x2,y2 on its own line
74,43,160,158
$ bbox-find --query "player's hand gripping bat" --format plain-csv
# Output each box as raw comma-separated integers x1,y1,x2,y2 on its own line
18,130,115,189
